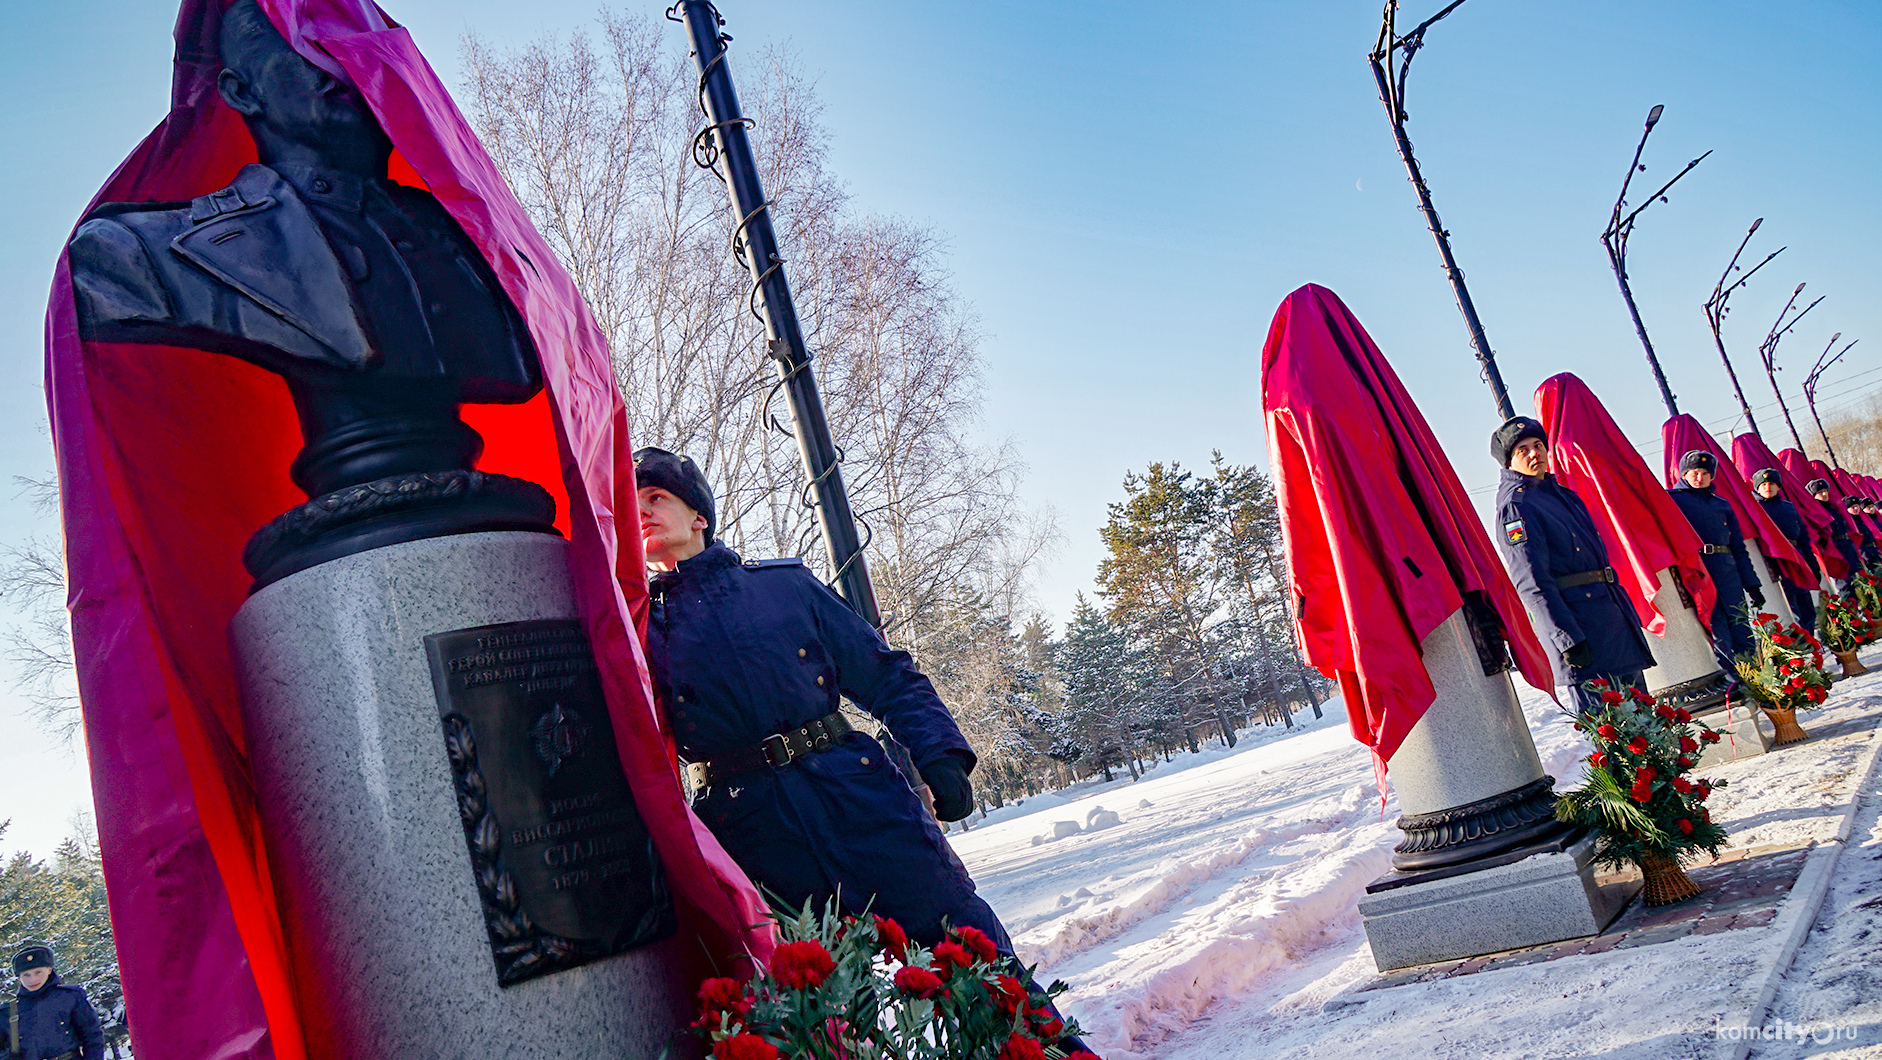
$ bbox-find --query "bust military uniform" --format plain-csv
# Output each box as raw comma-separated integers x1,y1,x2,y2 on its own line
648,541,1007,946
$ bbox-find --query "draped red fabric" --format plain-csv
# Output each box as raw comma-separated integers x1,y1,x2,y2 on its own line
1772,445,1852,580
1261,285,1553,787
1660,415,1815,589
45,3,772,1057
1734,432,1846,582
1532,374,1716,635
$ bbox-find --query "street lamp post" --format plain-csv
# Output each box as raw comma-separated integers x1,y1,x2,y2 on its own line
1368,0,1514,420
1803,334,1858,466
1600,104,1710,418
1702,219,1784,435
1757,283,1825,453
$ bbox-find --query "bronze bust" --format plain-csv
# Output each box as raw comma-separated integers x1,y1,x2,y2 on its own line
68,0,555,587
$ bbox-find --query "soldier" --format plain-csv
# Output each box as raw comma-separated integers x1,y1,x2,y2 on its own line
1844,496,1881,569
1752,468,1819,632
1668,451,1763,665
3,946,104,1060
634,447,1090,1050
1491,417,1655,710
1808,478,1862,585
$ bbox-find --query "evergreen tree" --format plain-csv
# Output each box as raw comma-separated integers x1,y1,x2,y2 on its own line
0,818,128,1047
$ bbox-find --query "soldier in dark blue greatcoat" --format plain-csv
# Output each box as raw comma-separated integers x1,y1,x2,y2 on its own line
1491,417,1655,711
1668,451,1763,665
632,448,1007,945
1751,468,1819,632
1808,479,1862,588
4,946,105,1060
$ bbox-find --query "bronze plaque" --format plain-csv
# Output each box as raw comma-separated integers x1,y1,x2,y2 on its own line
426,618,675,986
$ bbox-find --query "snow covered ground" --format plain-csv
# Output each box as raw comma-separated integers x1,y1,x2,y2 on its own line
951,665,1882,1060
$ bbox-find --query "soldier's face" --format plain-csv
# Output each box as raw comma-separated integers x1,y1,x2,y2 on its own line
1509,438,1549,478
1756,482,1781,500
1683,467,1714,489
638,486,707,570
17,967,51,991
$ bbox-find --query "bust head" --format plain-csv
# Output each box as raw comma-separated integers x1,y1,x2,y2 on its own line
218,0,390,174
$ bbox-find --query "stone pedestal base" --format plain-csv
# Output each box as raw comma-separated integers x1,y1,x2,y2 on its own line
1358,833,1634,971
232,531,685,1059
1692,697,1774,768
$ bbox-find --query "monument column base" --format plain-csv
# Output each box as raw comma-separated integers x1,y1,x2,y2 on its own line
1641,567,1731,712
232,531,686,1059
1359,611,1610,969
1692,697,1775,768
1746,540,1795,627
1359,832,1634,970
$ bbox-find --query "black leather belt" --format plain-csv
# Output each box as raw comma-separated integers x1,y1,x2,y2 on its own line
1700,544,1730,555
1556,567,1618,588
684,711,853,790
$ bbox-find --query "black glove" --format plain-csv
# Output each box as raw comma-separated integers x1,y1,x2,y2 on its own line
1563,641,1593,670
919,755,974,822
1747,586,1766,608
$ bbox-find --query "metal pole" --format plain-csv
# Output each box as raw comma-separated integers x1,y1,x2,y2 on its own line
1757,283,1823,454
672,1,881,627
1703,218,1782,435
1369,0,1514,421
1599,104,1709,418
1804,334,1857,466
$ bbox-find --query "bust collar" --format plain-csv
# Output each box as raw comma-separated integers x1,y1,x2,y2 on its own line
269,163,370,213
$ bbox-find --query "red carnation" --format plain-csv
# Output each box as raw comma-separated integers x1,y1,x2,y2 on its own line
1590,677,1610,689
770,940,836,990
1757,612,1778,623
1630,783,1653,803
1677,755,1694,769
1065,1053,1104,1060
1627,737,1650,754
713,1034,780,1060
1677,818,1695,835
1679,736,1698,753
1700,728,1721,743
1673,777,1693,794
999,1035,1047,1060
874,916,909,963
1631,688,1654,704
1601,689,1625,706
1655,705,1676,721
1030,1010,1065,1039
933,941,973,975
1597,724,1620,740
955,924,999,964
893,965,944,999
1589,752,1607,768
1674,708,1692,724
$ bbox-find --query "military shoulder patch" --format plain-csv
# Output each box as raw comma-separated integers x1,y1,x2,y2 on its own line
744,557,806,570
1504,519,1527,545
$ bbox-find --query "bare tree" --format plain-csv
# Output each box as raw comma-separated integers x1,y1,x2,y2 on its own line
0,476,77,739
460,12,1057,741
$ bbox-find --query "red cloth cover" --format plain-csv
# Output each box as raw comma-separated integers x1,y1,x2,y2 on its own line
1750,438,1850,581
1832,468,1882,545
1261,284,1553,786
1532,374,1716,635
1661,415,1816,589
44,3,772,1058
1734,432,1845,582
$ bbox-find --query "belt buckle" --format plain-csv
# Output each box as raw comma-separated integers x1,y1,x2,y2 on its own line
762,732,793,767
685,760,711,791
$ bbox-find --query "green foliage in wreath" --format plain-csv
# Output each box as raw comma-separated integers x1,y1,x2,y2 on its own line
1554,680,1729,871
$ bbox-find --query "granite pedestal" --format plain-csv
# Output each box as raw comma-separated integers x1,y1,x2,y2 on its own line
1359,611,1611,969
232,531,685,1060
1359,833,1632,970
1641,566,1731,711
1693,697,1775,768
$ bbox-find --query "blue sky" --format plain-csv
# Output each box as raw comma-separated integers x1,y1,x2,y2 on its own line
1,1,1876,855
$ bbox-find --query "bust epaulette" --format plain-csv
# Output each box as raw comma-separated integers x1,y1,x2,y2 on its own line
84,198,192,220
743,557,805,570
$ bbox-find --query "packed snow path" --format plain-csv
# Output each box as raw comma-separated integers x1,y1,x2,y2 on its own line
950,668,1882,1059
